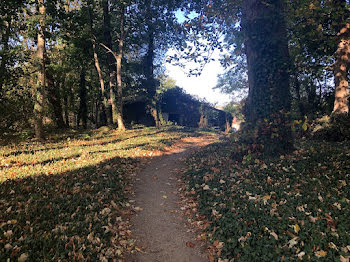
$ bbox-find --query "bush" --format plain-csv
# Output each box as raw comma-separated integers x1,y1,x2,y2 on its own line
312,114,350,141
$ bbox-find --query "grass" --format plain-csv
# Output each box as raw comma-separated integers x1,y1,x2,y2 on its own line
0,126,206,261
183,138,350,261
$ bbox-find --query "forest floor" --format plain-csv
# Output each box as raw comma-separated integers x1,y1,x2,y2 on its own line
0,126,214,261
182,138,350,262
128,135,218,262
2,127,349,262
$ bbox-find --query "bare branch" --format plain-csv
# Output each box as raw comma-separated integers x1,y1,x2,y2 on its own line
99,42,118,62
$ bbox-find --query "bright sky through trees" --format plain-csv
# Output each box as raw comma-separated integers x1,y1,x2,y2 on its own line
165,49,231,106
164,10,231,106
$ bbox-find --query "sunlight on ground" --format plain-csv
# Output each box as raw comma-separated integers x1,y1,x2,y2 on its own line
0,126,212,261
0,126,204,182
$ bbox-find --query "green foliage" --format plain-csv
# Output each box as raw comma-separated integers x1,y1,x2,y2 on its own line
184,139,350,261
313,114,350,141
223,101,244,120
230,111,293,158
214,54,248,102
0,126,203,261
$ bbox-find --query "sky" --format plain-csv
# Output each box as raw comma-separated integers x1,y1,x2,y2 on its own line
165,50,231,106
163,10,232,107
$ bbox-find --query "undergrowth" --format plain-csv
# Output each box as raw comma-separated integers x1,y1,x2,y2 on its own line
0,126,206,261
184,138,350,261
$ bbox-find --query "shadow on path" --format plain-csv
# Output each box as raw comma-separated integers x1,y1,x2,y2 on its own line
128,136,218,262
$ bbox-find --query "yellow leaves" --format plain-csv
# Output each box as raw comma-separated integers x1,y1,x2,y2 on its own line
293,224,300,234
263,195,271,200
339,180,347,187
315,250,327,258
302,121,308,131
309,3,316,10
263,195,271,205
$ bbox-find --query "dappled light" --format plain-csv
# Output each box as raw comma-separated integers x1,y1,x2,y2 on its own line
0,127,204,182
1,0,350,261
0,126,215,261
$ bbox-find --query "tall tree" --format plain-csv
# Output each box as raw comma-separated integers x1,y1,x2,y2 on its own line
46,68,65,128
33,0,47,140
102,0,117,125
77,68,87,129
144,0,159,126
115,4,126,131
241,0,293,154
332,0,350,114
87,1,109,126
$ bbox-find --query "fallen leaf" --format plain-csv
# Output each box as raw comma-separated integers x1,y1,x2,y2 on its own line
186,241,195,248
315,250,327,258
340,255,350,262
288,237,298,248
297,251,305,259
208,254,215,262
18,253,28,262
270,231,278,240
263,195,271,200
294,224,300,234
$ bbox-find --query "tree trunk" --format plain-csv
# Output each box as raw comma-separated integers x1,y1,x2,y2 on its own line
333,26,350,114
332,0,349,115
34,0,46,140
199,110,208,128
115,5,126,131
77,69,87,129
102,0,116,125
144,0,160,127
47,71,65,128
225,114,231,133
0,17,11,95
241,0,293,154
88,4,109,126
293,74,305,117
63,90,69,127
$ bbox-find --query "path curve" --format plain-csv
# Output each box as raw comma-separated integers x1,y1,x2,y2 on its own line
128,136,217,262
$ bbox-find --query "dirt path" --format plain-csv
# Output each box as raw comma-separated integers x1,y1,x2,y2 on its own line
128,136,217,262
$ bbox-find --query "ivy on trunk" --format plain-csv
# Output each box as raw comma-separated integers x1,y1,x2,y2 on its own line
241,0,293,155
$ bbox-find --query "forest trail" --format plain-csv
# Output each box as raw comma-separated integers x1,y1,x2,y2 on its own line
128,135,218,262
